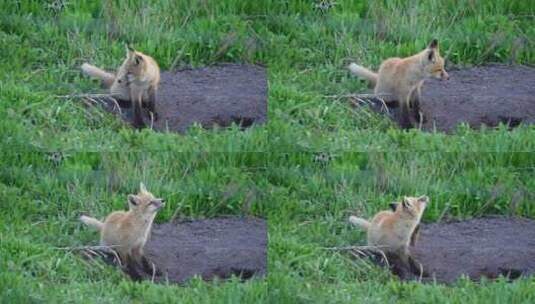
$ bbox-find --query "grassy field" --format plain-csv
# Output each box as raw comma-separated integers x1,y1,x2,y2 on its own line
1,0,535,303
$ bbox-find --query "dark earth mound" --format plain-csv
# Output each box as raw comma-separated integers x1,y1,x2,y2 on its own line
102,64,267,132
143,217,267,283
366,65,535,132
409,216,535,283
86,217,267,284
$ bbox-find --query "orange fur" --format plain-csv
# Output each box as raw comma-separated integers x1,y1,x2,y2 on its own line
348,39,449,127
119,45,160,128
349,196,429,268
81,45,160,128
80,183,165,272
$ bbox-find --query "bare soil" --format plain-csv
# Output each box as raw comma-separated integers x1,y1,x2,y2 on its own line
143,217,267,283
100,64,268,132
401,216,535,283
367,64,535,132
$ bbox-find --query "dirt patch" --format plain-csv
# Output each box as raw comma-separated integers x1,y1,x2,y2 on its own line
86,217,267,284
143,217,267,283
408,216,535,283
366,65,535,132
101,64,267,132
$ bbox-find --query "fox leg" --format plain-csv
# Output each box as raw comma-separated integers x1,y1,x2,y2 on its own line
399,91,413,129
400,247,428,278
130,87,145,129
147,86,158,121
122,253,143,281
132,245,161,276
407,255,428,278
406,87,421,127
413,84,425,125
387,251,410,279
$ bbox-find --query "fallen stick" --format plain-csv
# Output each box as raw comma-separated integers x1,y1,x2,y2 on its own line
56,93,123,116
54,245,123,267
324,93,392,115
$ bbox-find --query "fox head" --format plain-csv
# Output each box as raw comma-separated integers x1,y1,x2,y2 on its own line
391,195,429,219
421,39,449,81
127,182,165,215
125,44,148,76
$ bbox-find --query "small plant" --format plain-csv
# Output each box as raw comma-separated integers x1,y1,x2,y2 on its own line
313,0,337,14
45,0,69,16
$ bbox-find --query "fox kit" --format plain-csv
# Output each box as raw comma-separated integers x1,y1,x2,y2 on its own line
80,183,165,279
120,45,160,128
349,196,429,275
81,45,161,128
348,39,449,128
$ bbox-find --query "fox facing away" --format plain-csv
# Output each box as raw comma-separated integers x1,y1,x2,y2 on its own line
80,183,165,279
81,45,160,128
348,39,449,128
349,196,429,276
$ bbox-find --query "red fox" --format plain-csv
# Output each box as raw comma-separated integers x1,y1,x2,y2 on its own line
348,39,449,128
349,196,429,275
80,183,165,279
81,45,160,128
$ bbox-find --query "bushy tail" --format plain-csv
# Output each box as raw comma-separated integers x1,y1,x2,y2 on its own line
81,63,115,88
349,216,371,230
80,215,104,231
348,63,378,86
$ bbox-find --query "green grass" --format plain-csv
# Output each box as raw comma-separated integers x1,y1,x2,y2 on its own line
1,0,535,303
0,152,269,303
1,0,534,151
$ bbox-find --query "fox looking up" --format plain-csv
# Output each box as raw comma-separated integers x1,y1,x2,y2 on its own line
80,182,165,279
349,196,429,276
348,39,449,128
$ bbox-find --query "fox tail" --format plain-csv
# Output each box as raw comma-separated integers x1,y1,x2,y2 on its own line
80,215,104,231
349,216,371,230
348,63,378,86
81,63,116,88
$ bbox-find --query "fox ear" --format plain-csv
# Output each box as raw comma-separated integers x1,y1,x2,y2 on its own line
125,44,135,58
428,39,438,49
418,195,429,203
134,55,143,65
427,49,435,61
128,194,139,206
402,197,410,208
